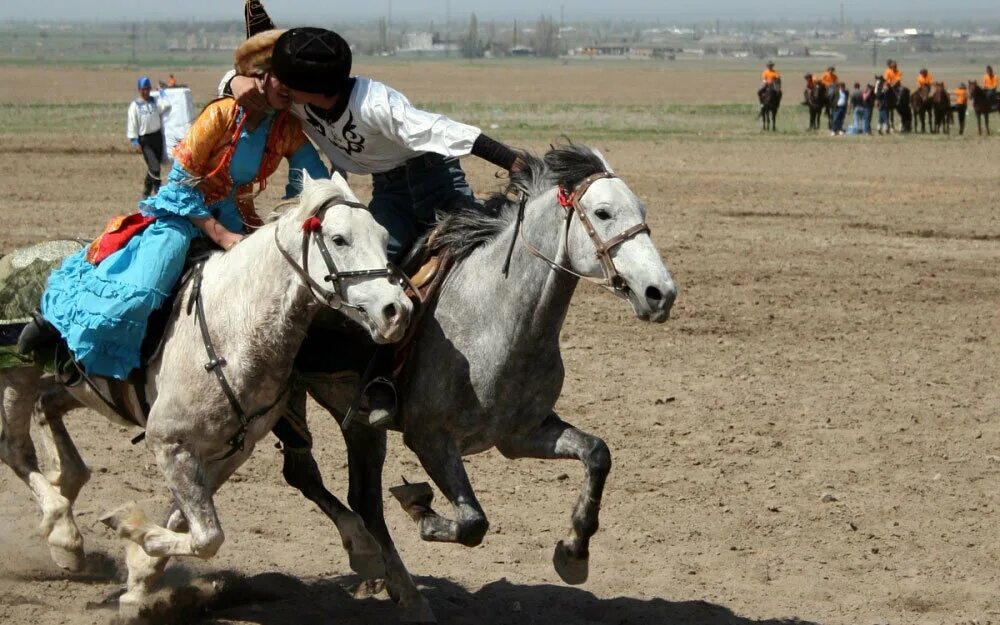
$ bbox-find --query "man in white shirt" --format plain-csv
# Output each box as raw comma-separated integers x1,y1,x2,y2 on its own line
126,76,171,198
226,27,522,263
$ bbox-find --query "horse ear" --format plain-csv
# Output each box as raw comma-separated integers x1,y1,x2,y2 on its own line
329,171,362,204
590,148,615,175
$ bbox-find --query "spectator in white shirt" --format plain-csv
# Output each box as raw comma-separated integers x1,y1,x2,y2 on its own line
126,76,171,198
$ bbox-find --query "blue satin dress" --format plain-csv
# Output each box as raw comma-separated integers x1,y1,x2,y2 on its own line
41,112,328,379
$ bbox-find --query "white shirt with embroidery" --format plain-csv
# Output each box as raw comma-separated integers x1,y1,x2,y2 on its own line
126,96,170,140
218,70,481,175
296,78,482,174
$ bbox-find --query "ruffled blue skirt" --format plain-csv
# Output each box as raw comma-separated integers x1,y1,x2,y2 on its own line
41,216,199,379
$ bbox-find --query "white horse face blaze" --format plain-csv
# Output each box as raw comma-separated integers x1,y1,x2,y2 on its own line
315,205,412,344
566,178,676,323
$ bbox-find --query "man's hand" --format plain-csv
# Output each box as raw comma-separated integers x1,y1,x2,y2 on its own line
230,75,268,111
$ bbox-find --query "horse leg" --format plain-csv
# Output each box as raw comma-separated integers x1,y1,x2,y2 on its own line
277,381,384,580
119,505,187,611
0,368,85,571
100,440,225,610
343,421,435,622
392,430,489,547
34,379,90,506
496,413,610,586
304,377,434,622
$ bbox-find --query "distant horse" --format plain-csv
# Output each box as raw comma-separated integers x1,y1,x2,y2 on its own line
930,83,952,134
968,80,995,135
759,79,782,131
805,82,827,131
821,84,839,129
911,84,931,133
876,77,912,133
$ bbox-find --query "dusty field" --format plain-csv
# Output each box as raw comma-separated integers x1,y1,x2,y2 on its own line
0,64,999,625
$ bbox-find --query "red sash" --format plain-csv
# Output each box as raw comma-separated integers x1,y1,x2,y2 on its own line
85,213,157,265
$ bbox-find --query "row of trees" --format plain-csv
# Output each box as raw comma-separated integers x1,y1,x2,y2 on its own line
461,14,562,58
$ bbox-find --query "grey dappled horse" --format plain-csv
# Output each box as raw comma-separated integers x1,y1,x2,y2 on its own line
288,144,677,622
0,174,411,616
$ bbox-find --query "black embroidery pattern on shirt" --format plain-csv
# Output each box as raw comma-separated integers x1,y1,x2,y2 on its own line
304,107,365,155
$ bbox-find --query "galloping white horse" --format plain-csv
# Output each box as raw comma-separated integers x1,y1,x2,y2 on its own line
0,173,412,613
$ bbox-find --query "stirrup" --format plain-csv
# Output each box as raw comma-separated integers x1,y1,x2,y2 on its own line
362,376,398,429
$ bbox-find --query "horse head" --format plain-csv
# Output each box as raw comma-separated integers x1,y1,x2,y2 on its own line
538,144,677,322
279,172,412,343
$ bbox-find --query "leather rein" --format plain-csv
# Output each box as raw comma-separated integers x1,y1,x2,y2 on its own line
192,197,405,461
514,171,650,298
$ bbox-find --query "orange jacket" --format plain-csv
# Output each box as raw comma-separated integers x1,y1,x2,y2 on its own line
172,98,310,227
954,87,968,105
883,67,901,85
916,73,934,88
762,68,780,84
983,73,998,89
820,71,838,86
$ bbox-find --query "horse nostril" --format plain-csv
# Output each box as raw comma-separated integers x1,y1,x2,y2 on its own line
383,303,399,324
646,284,677,310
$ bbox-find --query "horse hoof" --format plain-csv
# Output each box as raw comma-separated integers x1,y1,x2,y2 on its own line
117,590,149,623
348,550,387,580
389,482,434,511
553,540,589,585
399,594,437,623
49,543,86,572
99,501,148,540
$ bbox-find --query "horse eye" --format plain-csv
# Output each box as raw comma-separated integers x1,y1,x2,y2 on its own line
595,209,612,221
331,235,348,247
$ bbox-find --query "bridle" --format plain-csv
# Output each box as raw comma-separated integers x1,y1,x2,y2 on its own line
193,196,408,461
515,172,650,298
274,197,408,318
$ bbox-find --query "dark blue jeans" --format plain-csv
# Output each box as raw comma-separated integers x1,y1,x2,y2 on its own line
832,105,847,133
370,154,476,262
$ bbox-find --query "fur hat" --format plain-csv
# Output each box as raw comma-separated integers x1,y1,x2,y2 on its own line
234,29,287,77
272,27,352,95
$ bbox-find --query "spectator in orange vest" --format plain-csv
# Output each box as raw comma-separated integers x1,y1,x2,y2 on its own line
167,74,177,87
883,60,902,87
983,66,997,103
916,68,934,89
953,83,968,135
820,66,838,87
761,61,780,85
758,62,780,115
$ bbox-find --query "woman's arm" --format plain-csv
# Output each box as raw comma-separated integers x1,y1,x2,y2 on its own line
284,142,330,198
190,216,244,251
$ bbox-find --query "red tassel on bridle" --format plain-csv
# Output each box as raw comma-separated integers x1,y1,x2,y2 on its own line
556,186,573,208
302,216,322,232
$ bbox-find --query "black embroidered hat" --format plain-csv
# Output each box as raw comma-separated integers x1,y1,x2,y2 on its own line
272,27,352,96
244,0,276,38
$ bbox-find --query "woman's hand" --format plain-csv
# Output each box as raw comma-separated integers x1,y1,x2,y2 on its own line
220,232,246,252
191,216,245,252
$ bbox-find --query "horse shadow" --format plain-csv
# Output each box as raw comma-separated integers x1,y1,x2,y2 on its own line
112,569,821,625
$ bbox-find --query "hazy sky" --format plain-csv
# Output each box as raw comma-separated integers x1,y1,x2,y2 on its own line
3,0,999,22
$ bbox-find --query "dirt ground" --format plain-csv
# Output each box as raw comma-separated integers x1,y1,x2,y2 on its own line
0,64,998,625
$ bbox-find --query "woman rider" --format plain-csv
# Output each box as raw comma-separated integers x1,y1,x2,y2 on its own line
19,30,329,380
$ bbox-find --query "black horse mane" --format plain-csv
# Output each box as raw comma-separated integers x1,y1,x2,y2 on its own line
433,142,610,262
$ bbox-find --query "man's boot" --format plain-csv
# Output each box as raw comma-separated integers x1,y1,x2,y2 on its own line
17,311,59,355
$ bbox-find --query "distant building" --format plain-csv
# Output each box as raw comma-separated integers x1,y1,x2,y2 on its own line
394,31,460,58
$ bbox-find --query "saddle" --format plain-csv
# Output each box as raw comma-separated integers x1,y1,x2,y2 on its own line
15,239,217,433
